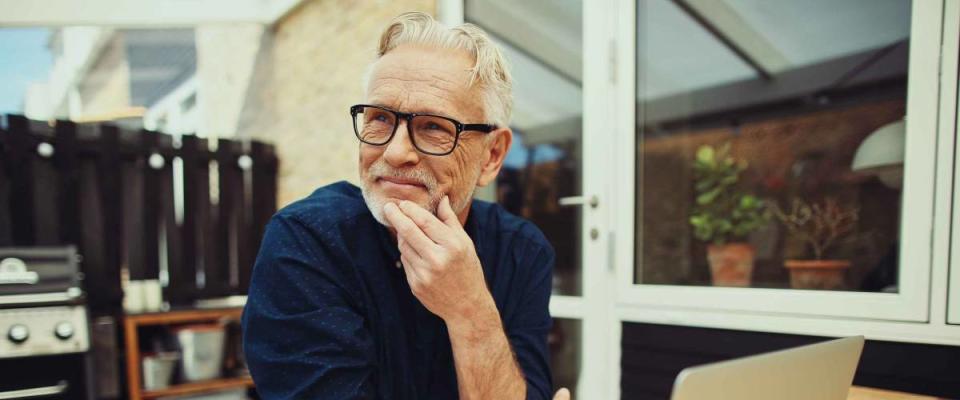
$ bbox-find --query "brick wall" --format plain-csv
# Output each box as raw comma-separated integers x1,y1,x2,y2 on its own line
196,23,264,140
77,34,131,119
233,0,436,207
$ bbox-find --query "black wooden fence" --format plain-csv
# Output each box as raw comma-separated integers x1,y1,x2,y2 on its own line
0,115,278,313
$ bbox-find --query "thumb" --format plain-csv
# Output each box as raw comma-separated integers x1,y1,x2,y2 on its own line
437,195,459,227
553,388,570,400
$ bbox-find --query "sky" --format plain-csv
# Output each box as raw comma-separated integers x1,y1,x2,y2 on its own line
503,131,564,169
0,28,53,115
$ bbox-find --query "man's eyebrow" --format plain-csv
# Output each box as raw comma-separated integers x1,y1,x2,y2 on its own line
369,102,457,119
409,107,454,118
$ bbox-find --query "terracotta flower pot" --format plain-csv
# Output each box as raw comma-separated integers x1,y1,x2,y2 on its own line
706,243,755,287
784,260,850,290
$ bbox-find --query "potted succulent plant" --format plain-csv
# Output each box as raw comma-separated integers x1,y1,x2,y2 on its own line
689,144,768,287
770,197,859,290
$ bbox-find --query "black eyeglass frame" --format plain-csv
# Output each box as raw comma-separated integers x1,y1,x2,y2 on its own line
350,104,497,156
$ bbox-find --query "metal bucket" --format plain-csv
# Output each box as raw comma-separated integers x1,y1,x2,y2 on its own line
142,352,180,390
175,324,226,382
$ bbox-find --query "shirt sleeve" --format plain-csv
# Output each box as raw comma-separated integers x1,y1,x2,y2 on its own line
504,241,556,400
242,215,376,400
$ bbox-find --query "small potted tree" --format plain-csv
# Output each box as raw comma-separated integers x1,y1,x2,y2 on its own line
770,197,859,290
689,144,768,287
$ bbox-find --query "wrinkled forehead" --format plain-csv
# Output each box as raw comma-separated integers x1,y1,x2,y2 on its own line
366,45,484,120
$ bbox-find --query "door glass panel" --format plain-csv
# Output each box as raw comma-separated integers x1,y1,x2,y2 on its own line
466,0,584,296
635,0,911,292
465,1,586,392
549,318,582,395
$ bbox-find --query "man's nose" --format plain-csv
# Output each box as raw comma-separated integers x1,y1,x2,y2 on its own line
383,120,420,167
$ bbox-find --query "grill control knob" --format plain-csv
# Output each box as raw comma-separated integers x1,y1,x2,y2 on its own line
8,324,29,344
54,322,74,340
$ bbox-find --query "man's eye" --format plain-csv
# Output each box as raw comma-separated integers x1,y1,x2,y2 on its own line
374,114,390,122
425,122,453,133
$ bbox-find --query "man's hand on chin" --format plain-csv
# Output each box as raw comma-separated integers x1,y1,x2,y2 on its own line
383,196,565,400
382,196,496,328
384,197,531,399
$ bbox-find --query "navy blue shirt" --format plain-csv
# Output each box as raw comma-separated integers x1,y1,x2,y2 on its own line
242,181,555,399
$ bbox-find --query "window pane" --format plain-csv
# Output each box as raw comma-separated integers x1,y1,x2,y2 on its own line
635,0,911,292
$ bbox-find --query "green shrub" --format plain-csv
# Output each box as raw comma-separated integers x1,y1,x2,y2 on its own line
689,143,768,245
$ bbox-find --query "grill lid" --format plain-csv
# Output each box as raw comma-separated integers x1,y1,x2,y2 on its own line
0,247,81,299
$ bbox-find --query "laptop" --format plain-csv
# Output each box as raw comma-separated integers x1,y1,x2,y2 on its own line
670,336,865,400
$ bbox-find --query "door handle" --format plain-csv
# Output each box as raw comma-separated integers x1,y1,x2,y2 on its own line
558,195,599,209
0,381,68,399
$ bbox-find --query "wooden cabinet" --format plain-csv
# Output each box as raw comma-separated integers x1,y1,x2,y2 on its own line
123,308,252,400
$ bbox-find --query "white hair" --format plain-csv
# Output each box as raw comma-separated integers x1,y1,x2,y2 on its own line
363,11,513,129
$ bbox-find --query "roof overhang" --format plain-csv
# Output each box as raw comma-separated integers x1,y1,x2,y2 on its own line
0,0,303,27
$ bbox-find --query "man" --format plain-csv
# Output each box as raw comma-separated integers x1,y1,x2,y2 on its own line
242,12,570,400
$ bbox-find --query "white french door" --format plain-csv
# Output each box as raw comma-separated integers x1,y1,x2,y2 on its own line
445,0,621,398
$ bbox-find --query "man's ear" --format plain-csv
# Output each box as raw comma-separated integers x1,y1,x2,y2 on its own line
477,127,513,187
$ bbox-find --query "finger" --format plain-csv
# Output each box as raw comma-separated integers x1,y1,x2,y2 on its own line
397,236,423,263
400,252,429,291
400,234,445,274
383,202,439,253
553,388,570,400
398,200,453,245
437,195,460,228
398,231,441,277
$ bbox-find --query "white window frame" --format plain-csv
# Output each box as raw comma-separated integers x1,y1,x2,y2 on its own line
614,0,944,323
549,1,621,398
946,0,960,326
